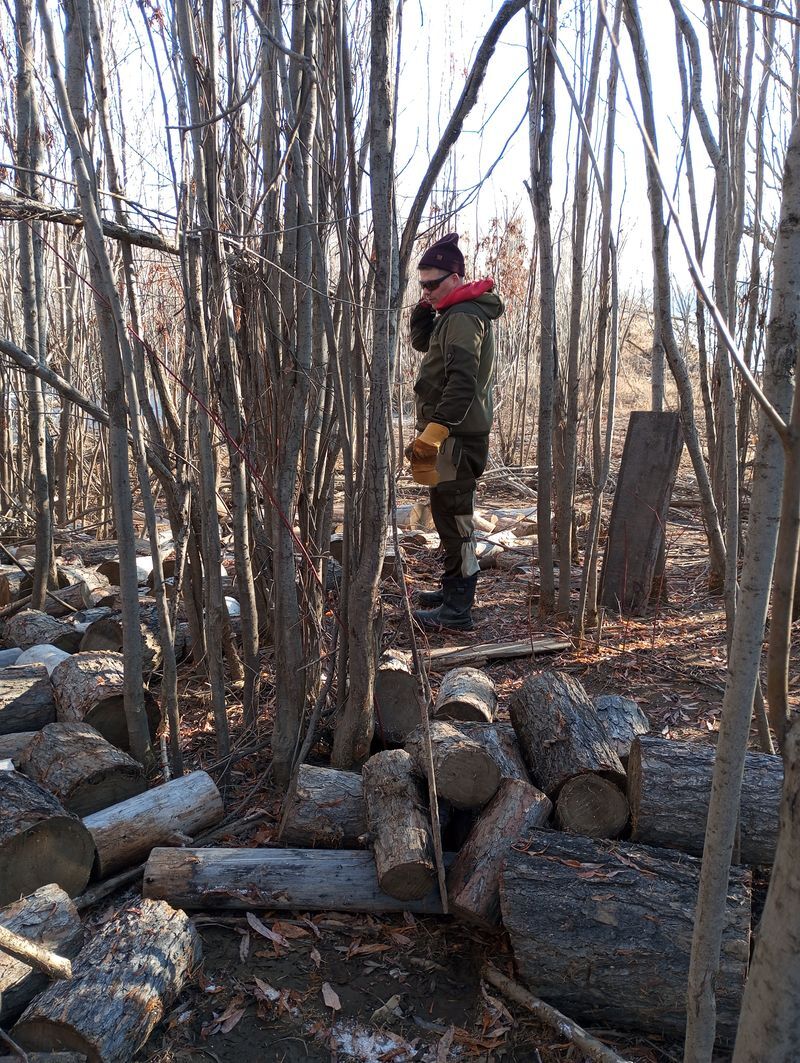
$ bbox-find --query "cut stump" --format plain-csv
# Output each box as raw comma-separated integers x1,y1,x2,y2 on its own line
0,665,56,735
554,774,630,839
433,667,497,723
405,720,501,809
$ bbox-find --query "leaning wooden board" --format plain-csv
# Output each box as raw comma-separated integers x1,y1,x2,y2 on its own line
426,637,569,671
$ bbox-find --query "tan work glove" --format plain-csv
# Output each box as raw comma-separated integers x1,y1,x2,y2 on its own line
404,423,450,486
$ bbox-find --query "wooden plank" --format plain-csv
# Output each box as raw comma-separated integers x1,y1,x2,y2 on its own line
426,637,569,671
600,411,684,614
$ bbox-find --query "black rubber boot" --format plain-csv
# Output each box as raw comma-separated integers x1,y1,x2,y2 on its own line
415,587,444,607
413,574,478,631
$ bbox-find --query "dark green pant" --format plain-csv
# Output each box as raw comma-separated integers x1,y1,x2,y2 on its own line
429,435,489,580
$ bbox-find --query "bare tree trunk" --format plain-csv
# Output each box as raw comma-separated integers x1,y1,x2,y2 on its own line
684,118,800,1063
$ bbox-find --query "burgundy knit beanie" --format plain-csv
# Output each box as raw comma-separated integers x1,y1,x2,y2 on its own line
418,232,465,277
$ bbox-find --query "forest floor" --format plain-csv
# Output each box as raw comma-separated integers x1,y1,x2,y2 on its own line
123,466,781,1063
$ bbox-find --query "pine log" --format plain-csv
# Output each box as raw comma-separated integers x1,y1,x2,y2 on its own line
374,649,423,744
0,772,94,906
426,636,570,671
145,558,176,590
43,570,110,619
79,607,161,673
3,611,82,653
0,664,56,734
15,645,71,675
554,775,630,839
17,723,147,817
84,769,224,878
0,567,27,606
361,750,436,900
593,694,650,761
279,765,366,848
69,539,153,567
13,899,200,1063
509,671,625,796
459,722,530,782
433,667,497,723
627,735,782,865
96,555,155,586
447,779,552,927
50,652,160,751
405,720,501,809
143,848,449,913
500,831,751,1040
0,732,36,765
0,885,83,1024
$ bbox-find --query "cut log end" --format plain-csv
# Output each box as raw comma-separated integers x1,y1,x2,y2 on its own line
554,774,630,839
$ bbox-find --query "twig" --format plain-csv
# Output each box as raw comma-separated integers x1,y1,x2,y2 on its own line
0,922,73,980
482,965,632,1063
0,1028,28,1061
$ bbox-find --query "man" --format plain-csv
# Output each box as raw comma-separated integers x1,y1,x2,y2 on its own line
405,232,504,631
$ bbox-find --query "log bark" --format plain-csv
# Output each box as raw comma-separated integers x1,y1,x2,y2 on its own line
592,694,650,761
433,667,497,723
83,769,224,878
43,570,109,618
0,731,36,764
509,671,625,795
0,772,94,905
627,735,782,865
79,608,161,673
459,722,530,782
500,831,751,1040
0,884,82,1024
143,847,450,913
425,636,570,671
17,722,146,816
447,778,552,927
0,664,56,734
13,899,200,1063
405,720,501,809
50,652,160,752
361,750,436,900
373,650,422,744
3,611,82,653
0,567,28,606
554,774,630,839
279,765,366,848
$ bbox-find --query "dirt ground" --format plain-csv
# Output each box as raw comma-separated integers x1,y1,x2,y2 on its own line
122,467,779,1063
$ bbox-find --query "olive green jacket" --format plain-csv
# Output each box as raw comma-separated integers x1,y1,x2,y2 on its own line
410,286,504,437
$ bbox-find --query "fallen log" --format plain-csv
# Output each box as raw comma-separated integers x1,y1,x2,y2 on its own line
362,750,436,900
83,769,224,878
3,610,82,653
459,722,530,782
374,650,422,744
79,607,162,673
593,695,650,761
0,731,36,764
0,664,56,734
279,765,366,848
447,779,552,927
509,671,625,796
500,831,751,1040
0,885,83,1024
13,899,200,1063
17,722,147,817
554,775,630,839
143,848,450,913
627,735,782,865
14,645,71,675
0,772,94,906
50,651,160,751
96,555,156,586
426,636,570,671
43,570,110,618
0,567,27,606
433,667,497,723
482,966,630,1063
405,720,501,809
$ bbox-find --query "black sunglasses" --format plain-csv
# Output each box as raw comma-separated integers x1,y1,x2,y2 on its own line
419,273,453,293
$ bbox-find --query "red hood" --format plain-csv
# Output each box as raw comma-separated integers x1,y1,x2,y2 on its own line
437,278,495,312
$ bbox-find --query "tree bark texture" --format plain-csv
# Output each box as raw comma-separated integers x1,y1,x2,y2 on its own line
143,847,450,914
628,735,782,865
500,831,750,1041
458,722,530,782
279,765,366,848
405,720,501,810
0,884,82,1024
509,671,624,795
362,749,436,901
592,694,650,761
433,667,497,723
83,769,223,879
0,771,94,906
13,899,200,1063
3,611,82,653
372,650,423,744
0,664,56,734
17,722,146,817
446,778,551,927
50,652,159,752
